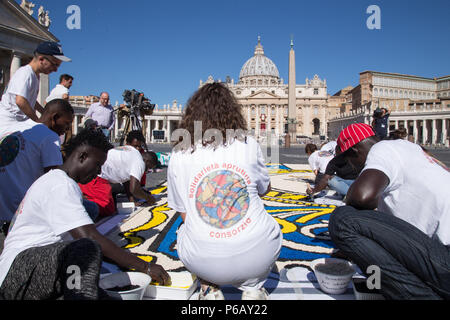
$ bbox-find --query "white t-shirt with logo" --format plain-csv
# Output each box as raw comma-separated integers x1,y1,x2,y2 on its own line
0,65,40,122
167,137,282,259
99,146,145,184
308,150,334,174
363,139,450,245
0,169,94,285
45,84,69,103
0,119,62,221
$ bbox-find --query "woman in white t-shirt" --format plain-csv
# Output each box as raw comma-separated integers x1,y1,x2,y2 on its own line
167,83,282,300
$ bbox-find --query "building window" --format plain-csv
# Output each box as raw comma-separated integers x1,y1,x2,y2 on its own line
236,91,241,95
314,89,319,95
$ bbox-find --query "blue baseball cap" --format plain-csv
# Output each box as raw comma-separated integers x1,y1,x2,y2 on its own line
35,41,71,62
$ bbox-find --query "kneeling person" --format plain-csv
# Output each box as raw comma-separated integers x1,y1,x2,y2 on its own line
0,129,169,300
79,144,157,217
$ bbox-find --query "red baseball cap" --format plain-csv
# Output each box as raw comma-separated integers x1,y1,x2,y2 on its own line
337,123,375,152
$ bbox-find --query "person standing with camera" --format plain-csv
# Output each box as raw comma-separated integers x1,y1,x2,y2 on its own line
84,92,115,141
371,107,390,140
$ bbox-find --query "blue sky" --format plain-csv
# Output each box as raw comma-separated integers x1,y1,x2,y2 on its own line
26,0,450,107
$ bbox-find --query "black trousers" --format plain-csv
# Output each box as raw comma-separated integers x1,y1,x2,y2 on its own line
0,238,104,300
329,206,450,300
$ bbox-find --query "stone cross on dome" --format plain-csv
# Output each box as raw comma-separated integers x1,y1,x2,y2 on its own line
254,35,264,55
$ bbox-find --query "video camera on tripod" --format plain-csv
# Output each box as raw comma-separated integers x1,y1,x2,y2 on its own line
122,89,156,115
116,89,155,148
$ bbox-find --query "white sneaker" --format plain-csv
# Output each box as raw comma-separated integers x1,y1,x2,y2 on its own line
198,287,225,300
241,288,269,300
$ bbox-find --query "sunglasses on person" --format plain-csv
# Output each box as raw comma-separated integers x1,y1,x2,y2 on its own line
43,56,61,68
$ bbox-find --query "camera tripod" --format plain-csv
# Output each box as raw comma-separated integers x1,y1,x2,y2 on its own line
116,106,149,151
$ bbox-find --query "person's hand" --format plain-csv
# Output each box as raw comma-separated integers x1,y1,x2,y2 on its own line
135,201,149,207
147,263,171,286
306,183,313,195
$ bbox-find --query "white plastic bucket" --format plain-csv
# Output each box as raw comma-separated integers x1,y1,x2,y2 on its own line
99,272,151,300
310,258,355,295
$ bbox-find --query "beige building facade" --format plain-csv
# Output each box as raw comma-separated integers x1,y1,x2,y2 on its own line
200,37,338,142
328,71,450,146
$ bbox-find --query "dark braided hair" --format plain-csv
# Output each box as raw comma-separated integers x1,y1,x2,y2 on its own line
64,128,113,158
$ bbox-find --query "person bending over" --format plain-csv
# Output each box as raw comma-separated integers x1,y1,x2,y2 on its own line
305,143,334,185
0,129,169,300
329,123,450,300
306,145,358,197
0,99,74,228
79,137,157,218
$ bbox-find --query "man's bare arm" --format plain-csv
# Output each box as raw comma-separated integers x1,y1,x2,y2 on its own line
345,169,389,210
129,176,156,205
69,224,170,284
15,95,39,121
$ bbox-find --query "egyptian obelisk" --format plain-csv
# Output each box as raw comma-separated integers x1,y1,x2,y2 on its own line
288,38,297,142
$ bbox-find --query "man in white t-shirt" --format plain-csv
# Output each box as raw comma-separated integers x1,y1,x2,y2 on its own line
329,123,450,300
305,143,334,185
0,42,71,124
79,144,157,217
0,128,169,300
0,99,74,224
45,74,73,103
320,140,337,156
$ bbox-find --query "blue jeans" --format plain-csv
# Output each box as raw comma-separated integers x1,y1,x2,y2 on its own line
328,176,354,196
101,129,111,141
329,206,450,300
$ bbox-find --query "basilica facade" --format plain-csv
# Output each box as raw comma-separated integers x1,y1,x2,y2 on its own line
200,37,340,142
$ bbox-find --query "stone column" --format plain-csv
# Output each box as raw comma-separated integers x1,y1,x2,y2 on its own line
432,119,437,146
255,105,260,138
275,105,280,137
443,119,449,147
167,119,172,142
10,53,21,77
146,119,151,142
422,120,428,145
395,120,399,130
247,106,251,131
413,120,418,144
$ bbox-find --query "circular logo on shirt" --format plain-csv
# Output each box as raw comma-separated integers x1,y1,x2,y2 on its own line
0,134,21,168
195,170,250,229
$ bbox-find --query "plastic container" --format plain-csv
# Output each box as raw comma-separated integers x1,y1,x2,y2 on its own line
117,202,135,215
99,272,151,300
145,271,198,300
310,258,356,295
352,277,385,300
